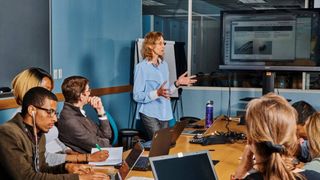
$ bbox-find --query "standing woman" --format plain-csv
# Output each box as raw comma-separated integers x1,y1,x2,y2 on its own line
133,32,196,139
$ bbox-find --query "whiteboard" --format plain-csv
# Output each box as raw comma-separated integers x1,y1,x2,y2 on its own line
135,38,178,97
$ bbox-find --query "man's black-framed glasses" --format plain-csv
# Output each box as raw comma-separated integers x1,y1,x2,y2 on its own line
34,105,59,117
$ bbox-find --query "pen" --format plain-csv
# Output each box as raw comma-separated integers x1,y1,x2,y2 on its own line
95,144,102,151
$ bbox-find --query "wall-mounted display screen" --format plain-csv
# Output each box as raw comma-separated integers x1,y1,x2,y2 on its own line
220,9,320,71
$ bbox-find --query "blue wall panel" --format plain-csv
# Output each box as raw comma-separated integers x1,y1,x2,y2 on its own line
51,0,141,128
0,0,142,129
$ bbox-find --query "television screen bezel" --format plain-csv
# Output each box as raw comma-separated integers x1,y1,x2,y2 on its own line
219,8,320,72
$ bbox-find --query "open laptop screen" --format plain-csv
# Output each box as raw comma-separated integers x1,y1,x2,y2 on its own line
126,142,144,169
150,151,218,180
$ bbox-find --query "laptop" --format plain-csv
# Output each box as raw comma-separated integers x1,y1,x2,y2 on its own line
142,120,188,150
149,151,218,180
121,142,144,178
182,115,227,137
133,127,172,171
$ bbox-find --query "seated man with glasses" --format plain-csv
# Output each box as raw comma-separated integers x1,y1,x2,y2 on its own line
0,87,109,180
58,76,112,153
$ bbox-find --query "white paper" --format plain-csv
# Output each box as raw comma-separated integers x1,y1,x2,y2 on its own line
46,139,64,153
89,147,123,166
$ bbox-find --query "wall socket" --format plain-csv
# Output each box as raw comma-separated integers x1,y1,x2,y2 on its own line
53,69,63,79
58,68,62,79
53,69,58,79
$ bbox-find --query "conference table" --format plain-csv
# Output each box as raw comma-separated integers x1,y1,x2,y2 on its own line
125,119,247,180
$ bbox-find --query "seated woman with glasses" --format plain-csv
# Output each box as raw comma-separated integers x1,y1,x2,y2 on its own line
12,67,109,166
232,93,320,180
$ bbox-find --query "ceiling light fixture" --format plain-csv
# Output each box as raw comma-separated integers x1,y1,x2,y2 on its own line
239,0,266,4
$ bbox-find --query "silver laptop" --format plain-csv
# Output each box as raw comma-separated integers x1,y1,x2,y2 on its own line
117,142,144,179
125,142,144,169
133,127,172,171
142,120,188,150
149,151,218,180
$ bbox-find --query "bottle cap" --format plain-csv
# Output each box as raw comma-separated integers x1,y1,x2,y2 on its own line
207,100,214,104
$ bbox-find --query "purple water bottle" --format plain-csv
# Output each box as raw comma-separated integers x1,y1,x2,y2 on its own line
205,100,214,128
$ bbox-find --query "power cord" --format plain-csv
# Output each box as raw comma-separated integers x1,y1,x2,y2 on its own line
225,72,232,132
222,72,247,142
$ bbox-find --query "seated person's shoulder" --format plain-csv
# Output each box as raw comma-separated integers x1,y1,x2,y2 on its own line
300,169,320,179
303,158,320,173
0,121,18,133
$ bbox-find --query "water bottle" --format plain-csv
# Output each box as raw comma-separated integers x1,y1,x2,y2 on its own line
205,100,214,128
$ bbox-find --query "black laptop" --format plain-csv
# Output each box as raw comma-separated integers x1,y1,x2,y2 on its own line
133,127,172,171
142,120,188,150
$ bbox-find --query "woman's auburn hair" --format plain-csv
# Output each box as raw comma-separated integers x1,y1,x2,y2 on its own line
245,93,302,180
141,31,164,60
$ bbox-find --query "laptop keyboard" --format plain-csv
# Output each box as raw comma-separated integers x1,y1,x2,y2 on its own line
189,138,205,144
189,132,246,145
134,157,149,170
191,129,206,134
142,141,152,150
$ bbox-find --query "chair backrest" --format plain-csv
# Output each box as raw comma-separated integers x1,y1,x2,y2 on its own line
106,112,118,146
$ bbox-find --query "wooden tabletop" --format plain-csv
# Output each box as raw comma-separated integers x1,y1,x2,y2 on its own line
126,119,247,180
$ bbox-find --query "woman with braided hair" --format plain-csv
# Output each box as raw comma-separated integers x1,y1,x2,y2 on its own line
232,93,319,180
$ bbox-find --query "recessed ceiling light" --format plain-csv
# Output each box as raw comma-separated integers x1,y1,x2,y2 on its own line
239,0,266,4
143,0,165,6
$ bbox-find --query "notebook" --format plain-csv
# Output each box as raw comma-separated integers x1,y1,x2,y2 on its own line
122,142,144,179
89,147,123,166
142,120,188,150
149,151,218,180
133,127,172,171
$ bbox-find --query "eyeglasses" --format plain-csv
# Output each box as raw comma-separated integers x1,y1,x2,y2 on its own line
34,105,59,117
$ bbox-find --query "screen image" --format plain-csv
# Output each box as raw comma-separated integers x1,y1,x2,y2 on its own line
221,9,320,69
231,20,296,60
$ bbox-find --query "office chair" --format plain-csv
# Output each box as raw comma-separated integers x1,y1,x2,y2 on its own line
106,112,119,146
119,128,140,150
106,112,140,149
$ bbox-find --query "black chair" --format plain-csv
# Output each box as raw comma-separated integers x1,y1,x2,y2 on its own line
107,112,141,150
119,128,140,150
